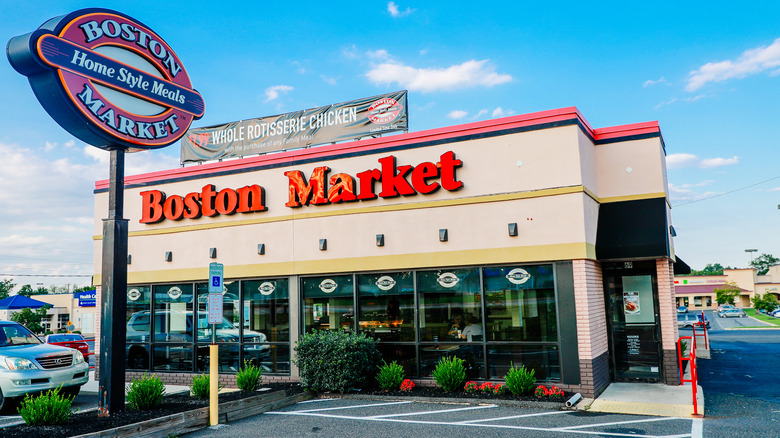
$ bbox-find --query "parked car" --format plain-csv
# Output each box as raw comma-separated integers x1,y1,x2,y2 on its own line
44,333,90,359
0,321,89,412
718,308,746,318
716,304,736,313
677,313,710,329
677,306,688,314
771,309,780,318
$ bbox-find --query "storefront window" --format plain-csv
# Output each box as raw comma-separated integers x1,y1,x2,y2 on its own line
302,275,354,333
357,272,415,342
487,345,560,381
483,265,557,342
152,284,194,371
418,269,481,342
126,286,151,370
243,279,290,343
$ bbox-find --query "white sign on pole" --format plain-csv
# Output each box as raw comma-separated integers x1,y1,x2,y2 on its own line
208,293,223,325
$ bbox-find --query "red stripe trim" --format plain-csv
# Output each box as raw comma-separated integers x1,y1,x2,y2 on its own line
95,107,661,190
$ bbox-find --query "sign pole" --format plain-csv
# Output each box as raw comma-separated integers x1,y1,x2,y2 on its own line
208,262,223,426
99,147,128,416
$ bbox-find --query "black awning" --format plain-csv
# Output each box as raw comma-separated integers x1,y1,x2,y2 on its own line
673,256,691,275
596,197,670,261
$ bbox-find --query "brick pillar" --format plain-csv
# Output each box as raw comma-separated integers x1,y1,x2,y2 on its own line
656,258,680,385
572,259,610,398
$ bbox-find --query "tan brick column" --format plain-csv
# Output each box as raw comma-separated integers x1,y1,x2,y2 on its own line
572,259,610,397
656,258,680,385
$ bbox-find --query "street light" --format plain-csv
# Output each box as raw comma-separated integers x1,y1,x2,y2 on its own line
745,248,758,265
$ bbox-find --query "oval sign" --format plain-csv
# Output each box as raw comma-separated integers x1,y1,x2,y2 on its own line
319,279,338,293
258,282,275,296
506,268,531,285
127,288,141,301
167,286,183,299
7,8,204,151
437,272,460,288
375,275,396,291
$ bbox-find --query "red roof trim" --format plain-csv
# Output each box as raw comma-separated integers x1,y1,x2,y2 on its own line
96,106,661,190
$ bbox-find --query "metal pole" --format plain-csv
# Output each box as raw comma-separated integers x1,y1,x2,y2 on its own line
98,147,128,416
210,324,218,425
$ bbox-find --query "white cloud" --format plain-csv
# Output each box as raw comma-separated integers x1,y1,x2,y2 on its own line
492,107,506,117
321,76,338,86
366,59,512,93
264,85,293,102
387,2,413,18
666,153,739,169
448,110,468,119
474,109,488,118
367,49,391,61
700,156,739,168
668,182,720,203
643,76,669,87
686,37,780,91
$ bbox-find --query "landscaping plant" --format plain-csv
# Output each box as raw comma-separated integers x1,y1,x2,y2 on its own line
432,356,466,392
376,360,405,391
236,360,263,392
535,384,564,398
400,379,415,392
504,362,536,395
190,374,221,399
17,385,75,426
126,373,166,410
294,330,381,393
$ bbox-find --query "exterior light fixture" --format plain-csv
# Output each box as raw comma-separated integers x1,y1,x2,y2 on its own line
376,234,385,247
164,251,172,262
439,229,448,242
319,239,327,251
508,223,518,236
257,244,265,255
127,255,132,265
209,248,217,259
669,226,677,237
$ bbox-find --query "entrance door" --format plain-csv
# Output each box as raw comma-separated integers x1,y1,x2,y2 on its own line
604,262,662,382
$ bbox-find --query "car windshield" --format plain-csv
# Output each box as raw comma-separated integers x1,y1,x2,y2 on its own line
48,334,84,342
0,323,43,347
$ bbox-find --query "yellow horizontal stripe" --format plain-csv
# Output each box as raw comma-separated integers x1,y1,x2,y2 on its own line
93,242,596,285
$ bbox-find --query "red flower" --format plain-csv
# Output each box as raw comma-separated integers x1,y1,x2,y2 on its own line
400,379,415,392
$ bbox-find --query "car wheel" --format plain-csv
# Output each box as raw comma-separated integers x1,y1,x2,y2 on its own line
0,388,13,415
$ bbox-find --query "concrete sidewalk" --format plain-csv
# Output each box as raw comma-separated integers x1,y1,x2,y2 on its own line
82,370,191,396
583,382,704,418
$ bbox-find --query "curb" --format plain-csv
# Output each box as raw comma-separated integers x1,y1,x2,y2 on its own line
324,393,569,410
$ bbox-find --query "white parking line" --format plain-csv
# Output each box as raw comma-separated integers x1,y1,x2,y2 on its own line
369,404,496,418
555,416,679,430
455,410,569,424
269,409,694,437
691,417,703,438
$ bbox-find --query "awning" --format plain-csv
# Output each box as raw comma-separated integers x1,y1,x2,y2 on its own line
673,257,691,275
596,197,670,261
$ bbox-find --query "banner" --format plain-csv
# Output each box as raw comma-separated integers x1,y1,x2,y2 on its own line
181,90,407,163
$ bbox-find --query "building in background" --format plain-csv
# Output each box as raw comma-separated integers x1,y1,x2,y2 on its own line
93,107,687,396
675,267,780,309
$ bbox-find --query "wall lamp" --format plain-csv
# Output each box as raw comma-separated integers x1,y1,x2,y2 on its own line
508,223,518,237
164,251,172,262
439,229,448,242
669,226,677,237
209,248,217,259
257,243,265,255
127,254,132,265
376,234,385,247
319,239,327,251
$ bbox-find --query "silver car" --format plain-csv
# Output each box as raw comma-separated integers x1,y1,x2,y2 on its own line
0,321,89,411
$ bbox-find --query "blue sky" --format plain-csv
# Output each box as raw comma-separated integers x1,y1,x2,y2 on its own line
2,1,780,290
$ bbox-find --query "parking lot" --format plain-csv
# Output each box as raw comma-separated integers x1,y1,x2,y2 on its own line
187,397,702,438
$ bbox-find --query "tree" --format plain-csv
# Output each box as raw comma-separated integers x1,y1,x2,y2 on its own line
750,253,780,276
9,305,51,334
17,284,34,297
72,285,93,293
0,278,15,300
752,293,779,313
714,281,741,305
683,263,733,276
34,286,49,295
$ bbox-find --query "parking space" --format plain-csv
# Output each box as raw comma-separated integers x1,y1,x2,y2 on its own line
187,398,702,438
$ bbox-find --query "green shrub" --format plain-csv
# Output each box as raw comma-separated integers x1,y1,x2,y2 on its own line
432,356,466,392
126,373,165,410
294,330,381,393
376,360,405,391
504,363,536,395
190,374,221,399
236,360,263,392
18,386,75,425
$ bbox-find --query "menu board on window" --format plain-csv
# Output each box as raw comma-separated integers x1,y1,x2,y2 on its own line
622,275,655,324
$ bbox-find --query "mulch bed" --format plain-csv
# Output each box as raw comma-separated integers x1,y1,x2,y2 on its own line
0,382,304,438
353,383,568,404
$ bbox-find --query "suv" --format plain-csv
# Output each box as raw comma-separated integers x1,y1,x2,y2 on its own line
125,310,269,370
0,321,89,412
677,313,710,329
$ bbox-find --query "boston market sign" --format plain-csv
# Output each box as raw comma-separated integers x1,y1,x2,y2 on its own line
7,8,204,150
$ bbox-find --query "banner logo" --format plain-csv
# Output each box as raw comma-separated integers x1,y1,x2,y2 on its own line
258,282,275,296
375,276,397,291
437,273,460,288
7,8,203,151
319,279,338,293
506,268,531,285
127,288,141,301
367,98,403,124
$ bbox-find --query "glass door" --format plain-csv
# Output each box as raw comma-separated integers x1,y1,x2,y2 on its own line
604,264,662,382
